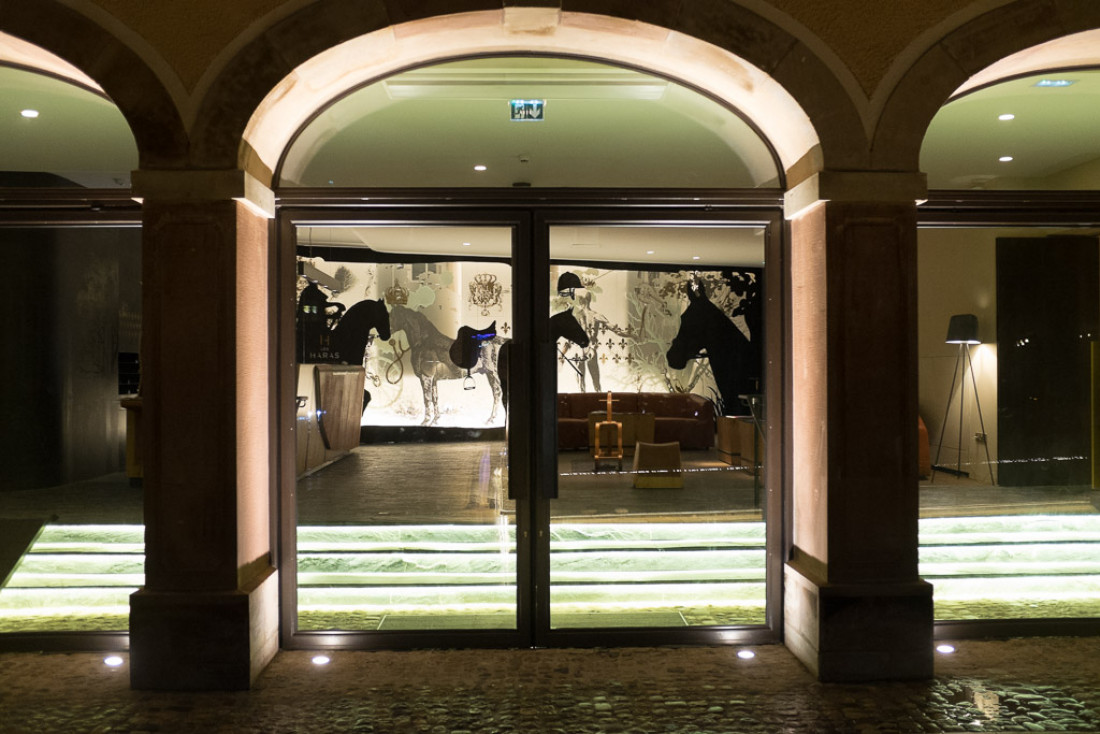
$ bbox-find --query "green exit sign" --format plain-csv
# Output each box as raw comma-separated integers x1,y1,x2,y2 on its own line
510,99,545,121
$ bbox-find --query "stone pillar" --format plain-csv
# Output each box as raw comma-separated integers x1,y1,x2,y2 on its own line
783,171,933,682
129,170,278,690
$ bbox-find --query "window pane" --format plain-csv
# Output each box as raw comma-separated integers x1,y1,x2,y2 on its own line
294,225,518,632
549,225,769,629
918,225,1100,621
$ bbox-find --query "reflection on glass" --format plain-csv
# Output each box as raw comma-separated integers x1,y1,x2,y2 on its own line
549,226,768,629
918,226,1100,621
294,227,517,631
0,227,143,633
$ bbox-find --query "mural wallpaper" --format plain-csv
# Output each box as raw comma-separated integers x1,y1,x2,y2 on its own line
297,257,761,428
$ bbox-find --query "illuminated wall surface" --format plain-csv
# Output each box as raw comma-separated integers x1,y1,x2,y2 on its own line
298,258,759,428
2,516,1098,632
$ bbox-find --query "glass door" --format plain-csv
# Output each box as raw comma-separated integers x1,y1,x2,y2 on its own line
286,218,527,639
280,208,780,647
543,218,774,636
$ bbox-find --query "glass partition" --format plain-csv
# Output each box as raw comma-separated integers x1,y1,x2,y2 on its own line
293,224,518,632
917,225,1100,620
0,225,142,633
548,224,768,629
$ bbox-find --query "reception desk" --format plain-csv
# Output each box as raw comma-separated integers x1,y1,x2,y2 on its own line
296,364,366,476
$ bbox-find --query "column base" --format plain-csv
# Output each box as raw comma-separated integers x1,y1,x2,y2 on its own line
129,566,278,690
784,560,933,682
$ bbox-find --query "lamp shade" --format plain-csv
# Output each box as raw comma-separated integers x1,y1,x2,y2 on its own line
945,313,980,344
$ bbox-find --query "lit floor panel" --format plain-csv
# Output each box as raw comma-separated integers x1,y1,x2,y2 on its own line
3,515,1100,634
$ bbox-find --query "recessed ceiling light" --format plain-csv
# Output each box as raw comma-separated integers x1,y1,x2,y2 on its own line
474,165,487,172
692,256,701,260
998,113,1015,121
936,644,956,654
462,242,471,247
736,649,755,660
311,655,331,666
1034,79,1075,87
104,655,124,667
20,109,38,118
999,156,1014,162
646,250,655,255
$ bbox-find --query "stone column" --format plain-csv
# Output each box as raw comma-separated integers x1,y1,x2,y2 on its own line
783,171,934,681
129,170,279,690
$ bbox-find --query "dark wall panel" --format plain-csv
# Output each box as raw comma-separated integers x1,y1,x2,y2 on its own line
996,236,1099,486
0,227,141,491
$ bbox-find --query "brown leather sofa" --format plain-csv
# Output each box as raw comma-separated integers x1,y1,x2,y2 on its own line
557,391,716,450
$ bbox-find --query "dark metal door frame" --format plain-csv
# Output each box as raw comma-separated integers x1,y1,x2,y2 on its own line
275,194,785,651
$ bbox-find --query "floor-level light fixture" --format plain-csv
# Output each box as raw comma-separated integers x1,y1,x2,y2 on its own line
932,314,996,484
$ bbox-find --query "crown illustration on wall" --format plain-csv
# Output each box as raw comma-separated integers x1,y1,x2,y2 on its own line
385,283,409,305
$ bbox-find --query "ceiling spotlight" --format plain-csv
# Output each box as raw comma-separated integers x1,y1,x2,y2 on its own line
646,250,655,255
462,242,472,247
474,165,487,172
311,654,331,666
104,655,124,667
936,644,956,654
998,113,1015,121
692,256,701,261
20,109,39,118
998,156,1014,162
736,649,755,660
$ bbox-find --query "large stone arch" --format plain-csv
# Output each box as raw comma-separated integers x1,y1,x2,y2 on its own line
873,0,1100,172
187,1,867,185
0,1,187,168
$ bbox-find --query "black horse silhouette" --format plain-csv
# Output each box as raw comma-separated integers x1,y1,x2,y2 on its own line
666,282,756,415
297,282,392,366
550,308,590,351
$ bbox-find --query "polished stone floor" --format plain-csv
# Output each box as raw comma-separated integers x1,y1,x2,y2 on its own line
297,441,762,525
2,441,1095,527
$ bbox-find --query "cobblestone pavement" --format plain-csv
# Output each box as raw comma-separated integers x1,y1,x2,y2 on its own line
1,637,1098,733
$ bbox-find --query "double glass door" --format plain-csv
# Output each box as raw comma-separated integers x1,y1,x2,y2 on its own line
282,208,778,647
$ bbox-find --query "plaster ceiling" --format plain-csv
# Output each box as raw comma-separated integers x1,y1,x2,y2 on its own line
3,53,1100,193
278,57,781,189
920,68,1100,189
0,65,137,188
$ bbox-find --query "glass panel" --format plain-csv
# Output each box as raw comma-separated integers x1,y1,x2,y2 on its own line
0,225,143,632
279,56,779,189
549,225,767,629
0,66,138,188
922,69,1100,191
295,225,517,631
918,225,1100,620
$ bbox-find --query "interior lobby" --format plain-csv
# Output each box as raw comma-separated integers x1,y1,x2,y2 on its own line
1,0,1100,692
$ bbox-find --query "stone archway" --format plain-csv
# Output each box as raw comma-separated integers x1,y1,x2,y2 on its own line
873,1,1100,172
186,2,862,183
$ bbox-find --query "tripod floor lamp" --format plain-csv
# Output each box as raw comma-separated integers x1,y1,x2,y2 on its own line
932,313,997,484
